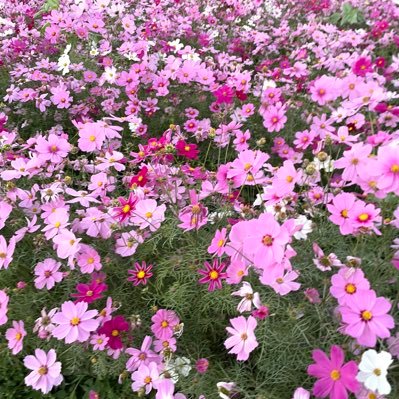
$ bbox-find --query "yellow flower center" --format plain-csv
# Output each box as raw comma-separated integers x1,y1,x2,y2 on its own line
217,239,225,247
237,270,244,276
54,221,61,228
191,205,201,214
15,332,22,341
137,270,146,279
373,368,381,376
341,209,348,218
368,394,377,399
89,135,96,142
276,277,284,284
161,321,169,328
0,253,6,259
318,89,325,95
184,145,190,151
241,333,248,340
244,163,252,171
50,145,58,152
38,366,48,375
286,175,293,183
71,317,80,326
358,213,369,222
162,341,170,347
145,212,153,218
345,283,356,294
122,204,131,213
111,329,119,337
391,164,399,173
262,235,273,246
330,369,341,381
272,117,278,123
97,338,103,344
209,270,219,280
87,257,94,264
86,290,93,297
144,376,152,384
361,310,373,321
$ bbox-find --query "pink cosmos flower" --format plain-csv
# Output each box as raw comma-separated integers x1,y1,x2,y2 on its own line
42,210,69,239
178,190,208,231
310,76,338,105
50,84,72,109
6,320,27,355
128,261,153,286
339,290,394,347
224,315,258,361
34,258,63,290
260,266,301,296
77,123,106,152
115,230,143,257
330,268,371,305
244,213,290,269
90,334,109,351
262,103,287,132
307,345,359,399
227,149,269,187
0,290,9,325
274,160,301,195
226,259,249,285
126,336,160,372
76,245,102,274
350,202,381,235
132,199,166,231
334,143,372,183
0,200,12,230
52,301,99,344
207,228,228,257
375,145,399,194
327,193,358,235
52,230,81,259
35,134,70,163
151,309,180,340
98,315,130,349
153,337,177,353
131,362,160,394
24,349,63,394
198,259,227,292
0,235,16,269
196,358,209,374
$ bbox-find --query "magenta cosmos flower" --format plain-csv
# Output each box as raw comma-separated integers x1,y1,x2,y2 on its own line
24,349,63,394
98,315,130,349
307,345,359,399
113,192,139,223
151,309,180,340
52,301,99,344
198,259,227,291
71,280,107,303
128,261,153,286
339,290,394,347
224,315,258,361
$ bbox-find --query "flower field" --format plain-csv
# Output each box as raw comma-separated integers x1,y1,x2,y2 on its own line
0,0,399,398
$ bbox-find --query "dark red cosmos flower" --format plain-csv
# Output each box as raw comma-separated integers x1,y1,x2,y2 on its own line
176,140,199,160
98,315,129,349
71,280,107,304
130,166,148,189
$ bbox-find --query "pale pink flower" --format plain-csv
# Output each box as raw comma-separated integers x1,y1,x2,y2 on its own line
0,235,16,269
24,349,63,394
232,282,262,313
52,301,99,343
132,199,166,231
35,134,71,163
6,320,27,354
34,258,64,290
52,230,81,259
224,315,258,361
260,266,301,296
0,290,9,325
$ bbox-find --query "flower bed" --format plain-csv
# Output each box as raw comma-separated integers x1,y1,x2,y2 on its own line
0,0,398,398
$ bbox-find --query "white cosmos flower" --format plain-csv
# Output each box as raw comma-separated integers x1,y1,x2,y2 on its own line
292,387,310,399
294,215,313,240
57,54,71,75
356,349,393,395
103,66,117,83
